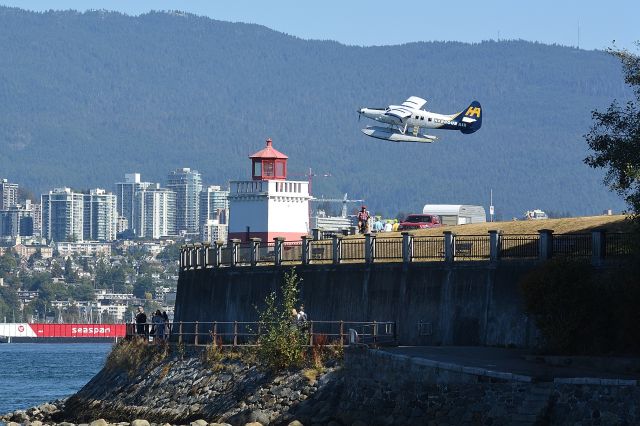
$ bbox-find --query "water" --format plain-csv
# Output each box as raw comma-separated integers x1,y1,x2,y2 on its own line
0,343,112,414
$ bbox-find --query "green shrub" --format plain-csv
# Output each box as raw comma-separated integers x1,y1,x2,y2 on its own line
255,269,308,370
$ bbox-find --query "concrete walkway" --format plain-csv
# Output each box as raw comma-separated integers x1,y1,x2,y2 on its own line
381,346,640,383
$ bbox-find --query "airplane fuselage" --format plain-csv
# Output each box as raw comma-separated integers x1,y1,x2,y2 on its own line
358,107,472,131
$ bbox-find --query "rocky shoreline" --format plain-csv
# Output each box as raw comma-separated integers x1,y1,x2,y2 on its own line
4,344,640,426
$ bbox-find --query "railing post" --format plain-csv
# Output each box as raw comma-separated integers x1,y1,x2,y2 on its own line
230,239,241,267
332,234,342,264
591,229,606,266
213,321,218,345
339,320,344,346
202,243,211,268
489,230,501,262
198,244,206,268
274,237,285,266
179,247,185,269
402,232,412,263
178,321,183,345
365,233,375,263
538,229,554,260
205,244,213,267
309,321,314,346
373,320,378,345
214,241,224,267
194,321,199,346
444,231,455,262
312,228,321,240
190,246,196,269
302,235,312,265
233,321,238,347
250,238,261,266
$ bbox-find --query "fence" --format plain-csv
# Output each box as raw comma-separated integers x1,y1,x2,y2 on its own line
126,320,396,347
180,230,635,270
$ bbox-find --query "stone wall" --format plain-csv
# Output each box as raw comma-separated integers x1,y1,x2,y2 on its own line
175,261,539,347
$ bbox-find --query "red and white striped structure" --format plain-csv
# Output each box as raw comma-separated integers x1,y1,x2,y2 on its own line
228,138,311,242
0,323,126,339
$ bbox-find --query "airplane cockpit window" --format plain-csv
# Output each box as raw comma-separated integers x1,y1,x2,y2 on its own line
428,118,432,122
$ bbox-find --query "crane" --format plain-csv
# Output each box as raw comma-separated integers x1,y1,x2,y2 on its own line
311,193,365,218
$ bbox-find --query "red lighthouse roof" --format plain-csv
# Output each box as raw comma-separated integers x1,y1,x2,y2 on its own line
250,138,288,180
249,138,288,160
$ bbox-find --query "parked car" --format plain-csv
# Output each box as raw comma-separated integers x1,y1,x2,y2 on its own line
399,214,442,230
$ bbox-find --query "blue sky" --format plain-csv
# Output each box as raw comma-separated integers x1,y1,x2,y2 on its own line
1,0,638,51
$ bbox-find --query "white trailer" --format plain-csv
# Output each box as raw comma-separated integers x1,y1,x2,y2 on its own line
422,204,486,226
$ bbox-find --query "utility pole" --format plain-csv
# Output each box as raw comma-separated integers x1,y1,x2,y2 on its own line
490,189,494,223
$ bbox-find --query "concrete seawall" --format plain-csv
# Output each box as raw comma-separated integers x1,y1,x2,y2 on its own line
175,260,539,347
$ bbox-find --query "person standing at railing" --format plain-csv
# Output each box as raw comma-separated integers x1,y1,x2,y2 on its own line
162,311,170,337
135,306,147,339
296,305,309,332
152,310,165,343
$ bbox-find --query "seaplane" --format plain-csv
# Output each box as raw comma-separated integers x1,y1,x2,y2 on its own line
358,96,482,143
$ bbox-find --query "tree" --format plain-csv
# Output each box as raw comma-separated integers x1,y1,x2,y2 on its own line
585,44,640,215
133,275,155,299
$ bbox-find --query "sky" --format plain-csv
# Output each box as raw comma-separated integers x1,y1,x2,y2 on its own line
1,0,638,51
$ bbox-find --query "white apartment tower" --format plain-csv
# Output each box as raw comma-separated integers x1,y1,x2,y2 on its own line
115,173,153,233
167,168,202,235
199,185,229,241
83,189,117,241
0,179,18,210
42,188,84,242
133,186,176,239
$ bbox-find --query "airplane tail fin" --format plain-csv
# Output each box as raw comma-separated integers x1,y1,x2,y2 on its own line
454,101,482,134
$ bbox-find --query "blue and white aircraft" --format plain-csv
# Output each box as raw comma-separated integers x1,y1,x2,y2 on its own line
358,96,482,143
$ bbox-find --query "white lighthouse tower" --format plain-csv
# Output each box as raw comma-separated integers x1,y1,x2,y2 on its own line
228,138,311,242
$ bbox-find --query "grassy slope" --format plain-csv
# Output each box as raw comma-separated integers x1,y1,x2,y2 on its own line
369,215,632,237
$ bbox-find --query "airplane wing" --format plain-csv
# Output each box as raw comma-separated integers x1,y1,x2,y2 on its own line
383,107,412,124
401,96,427,110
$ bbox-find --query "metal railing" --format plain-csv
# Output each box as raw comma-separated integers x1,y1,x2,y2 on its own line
180,230,636,270
412,236,445,261
126,320,396,347
374,237,403,261
605,233,635,257
454,235,490,259
553,233,592,258
500,234,540,259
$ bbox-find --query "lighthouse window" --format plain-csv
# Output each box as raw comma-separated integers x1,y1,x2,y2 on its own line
276,161,285,177
264,161,274,177
253,161,262,177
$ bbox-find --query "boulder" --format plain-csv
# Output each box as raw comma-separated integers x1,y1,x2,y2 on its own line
131,420,150,426
89,419,109,426
7,422,21,426
31,421,43,426
288,421,304,426
190,420,208,426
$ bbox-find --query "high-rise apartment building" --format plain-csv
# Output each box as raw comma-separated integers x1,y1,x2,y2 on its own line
199,185,229,224
0,179,18,210
42,188,84,242
167,168,202,235
115,173,152,233
0,202,34,238
133,186,176,239
83,189,117,241
199,185,229,242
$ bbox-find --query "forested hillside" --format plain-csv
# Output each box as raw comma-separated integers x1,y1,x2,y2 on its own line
0,7,632,217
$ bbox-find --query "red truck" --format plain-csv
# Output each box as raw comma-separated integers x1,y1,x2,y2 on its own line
399,214,442,230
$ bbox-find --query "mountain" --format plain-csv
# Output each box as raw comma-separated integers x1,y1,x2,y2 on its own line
0,7,632,218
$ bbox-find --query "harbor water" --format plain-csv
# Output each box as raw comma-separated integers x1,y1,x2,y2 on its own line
0,343,112,414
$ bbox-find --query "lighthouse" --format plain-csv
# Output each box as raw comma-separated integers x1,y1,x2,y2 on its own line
228,138,311,242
